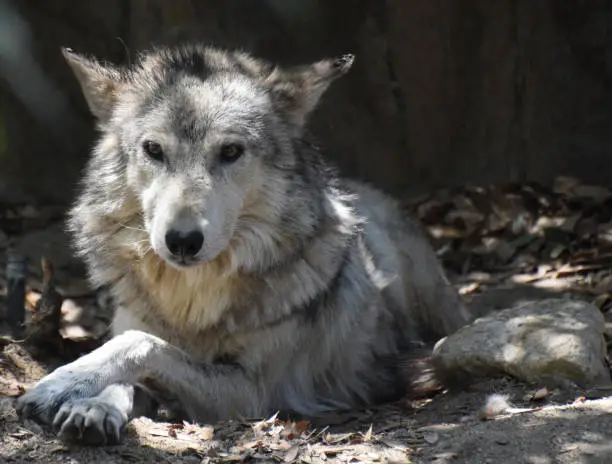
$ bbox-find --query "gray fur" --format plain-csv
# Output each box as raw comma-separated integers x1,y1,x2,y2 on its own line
17,44,471,445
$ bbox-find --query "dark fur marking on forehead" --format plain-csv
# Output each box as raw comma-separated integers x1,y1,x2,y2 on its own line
128,46,275,145
131,45,272,91
158,46,208,75
168,89,206,141
135,46,210,88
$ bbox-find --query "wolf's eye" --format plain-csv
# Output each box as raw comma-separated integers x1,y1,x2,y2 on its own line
219,143,244,163
142,141,164,162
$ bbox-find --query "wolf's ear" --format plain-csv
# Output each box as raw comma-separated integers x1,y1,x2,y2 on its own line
265,54,354,128
62,48,124,123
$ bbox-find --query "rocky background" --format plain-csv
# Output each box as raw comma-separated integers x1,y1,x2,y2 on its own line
1,0,612,204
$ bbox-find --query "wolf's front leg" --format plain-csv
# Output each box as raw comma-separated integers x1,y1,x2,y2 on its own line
16,331,152,444
17,330,262,444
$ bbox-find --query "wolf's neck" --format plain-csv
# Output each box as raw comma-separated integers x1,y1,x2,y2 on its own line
132,196,359,334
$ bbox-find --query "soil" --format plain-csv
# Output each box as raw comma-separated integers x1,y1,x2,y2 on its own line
2,351,612,464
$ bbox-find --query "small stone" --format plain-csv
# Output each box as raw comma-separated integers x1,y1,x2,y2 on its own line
477,394,511,420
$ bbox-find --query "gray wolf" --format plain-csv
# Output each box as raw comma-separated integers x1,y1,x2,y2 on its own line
16,43,471,445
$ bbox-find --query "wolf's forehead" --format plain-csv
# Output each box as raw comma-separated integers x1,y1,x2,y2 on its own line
141,74,269,137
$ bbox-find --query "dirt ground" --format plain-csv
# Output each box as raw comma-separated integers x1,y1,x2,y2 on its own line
2,345,612,464
2,178,612,463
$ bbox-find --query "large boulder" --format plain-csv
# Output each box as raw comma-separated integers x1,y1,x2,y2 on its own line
434,298,611,388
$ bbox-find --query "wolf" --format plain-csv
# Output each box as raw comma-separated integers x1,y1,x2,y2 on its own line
16,43,471,445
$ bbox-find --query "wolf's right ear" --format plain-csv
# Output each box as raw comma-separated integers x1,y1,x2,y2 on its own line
62,48,124,123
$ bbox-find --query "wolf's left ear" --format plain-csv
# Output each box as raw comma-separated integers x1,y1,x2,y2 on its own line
265,54,354,128
62,47,124,123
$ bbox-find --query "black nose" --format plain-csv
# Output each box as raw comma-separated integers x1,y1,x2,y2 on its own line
165,230,204,258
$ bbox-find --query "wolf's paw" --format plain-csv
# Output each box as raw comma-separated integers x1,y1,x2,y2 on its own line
16,369,93,426
53,397,128,445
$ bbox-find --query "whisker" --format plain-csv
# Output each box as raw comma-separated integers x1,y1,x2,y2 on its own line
134,247,154,262
130,240,150,247
117,222,147,232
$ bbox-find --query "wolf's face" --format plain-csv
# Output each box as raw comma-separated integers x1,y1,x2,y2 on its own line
63,46,353,269
119,73,275,268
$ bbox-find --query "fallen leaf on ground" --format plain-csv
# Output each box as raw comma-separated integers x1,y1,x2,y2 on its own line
284,445,300,462
531,387,549,401
423,432,439,444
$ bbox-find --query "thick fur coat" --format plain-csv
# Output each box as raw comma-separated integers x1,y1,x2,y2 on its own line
17,44,471,445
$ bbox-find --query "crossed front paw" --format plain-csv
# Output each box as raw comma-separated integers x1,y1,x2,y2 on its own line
16,369,130,445
52,397,128,445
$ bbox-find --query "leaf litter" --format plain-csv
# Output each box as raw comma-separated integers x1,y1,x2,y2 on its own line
405,177,612,335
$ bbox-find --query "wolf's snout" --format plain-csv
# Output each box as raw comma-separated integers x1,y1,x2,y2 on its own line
165,229,204,258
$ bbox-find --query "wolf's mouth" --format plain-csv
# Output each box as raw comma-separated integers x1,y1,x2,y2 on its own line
164,254,202,270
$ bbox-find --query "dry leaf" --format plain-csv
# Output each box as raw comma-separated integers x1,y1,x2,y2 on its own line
531,387,549,401
50,445,70,453
593,294,611,309
597,222,612,243
284,445,300,463
571,184,611,202
59,324,93,341
148,429,170,437
8,429,33,439
553,176,580,196
560,214,581,233
200,425,214,440
60,298,84,322
362,424,373,442
423,432,439,444
167,422,184,438
322,446,350,456
549,244,566,260
3,380,27,397
25,290,41,311
281,419,310,439
595,276,612,294
252,412,279,434
458,282,480,295
380,439,410,451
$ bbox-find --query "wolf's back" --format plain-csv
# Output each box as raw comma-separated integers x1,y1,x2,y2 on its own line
347,179,471,342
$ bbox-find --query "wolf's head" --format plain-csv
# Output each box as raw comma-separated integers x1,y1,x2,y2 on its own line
64,45,353,271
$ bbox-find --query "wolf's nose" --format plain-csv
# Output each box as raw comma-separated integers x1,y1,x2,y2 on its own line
165,230,204,258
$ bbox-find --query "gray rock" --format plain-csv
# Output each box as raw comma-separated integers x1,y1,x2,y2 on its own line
433,298,611,388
